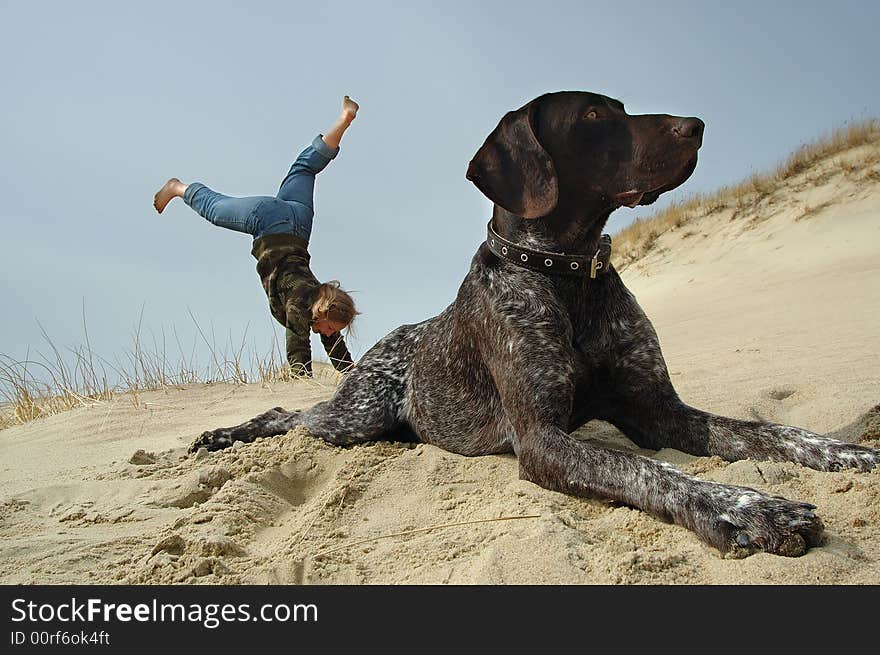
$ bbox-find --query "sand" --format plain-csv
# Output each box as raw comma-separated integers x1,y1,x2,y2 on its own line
2,145,879,585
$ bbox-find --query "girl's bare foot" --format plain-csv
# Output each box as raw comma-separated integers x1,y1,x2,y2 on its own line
342,95,359,121
322,98,360,149
153,178,186,213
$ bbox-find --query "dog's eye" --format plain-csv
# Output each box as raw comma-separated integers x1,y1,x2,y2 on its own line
583,109,599,120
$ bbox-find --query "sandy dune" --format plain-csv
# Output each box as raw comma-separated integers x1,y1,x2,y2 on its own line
2,144,879,584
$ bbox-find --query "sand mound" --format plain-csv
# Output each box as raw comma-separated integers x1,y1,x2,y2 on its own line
3,405,878,584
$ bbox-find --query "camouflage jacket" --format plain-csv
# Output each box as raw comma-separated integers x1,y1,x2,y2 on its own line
251,233,354,374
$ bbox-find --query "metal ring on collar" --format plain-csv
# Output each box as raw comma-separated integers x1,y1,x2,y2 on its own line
544,258,553,267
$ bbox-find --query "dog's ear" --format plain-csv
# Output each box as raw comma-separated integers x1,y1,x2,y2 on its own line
466,102,559,219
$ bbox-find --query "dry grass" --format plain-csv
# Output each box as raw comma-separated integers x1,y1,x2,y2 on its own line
613,118,880,268
0,306,339,431
796,200,835,222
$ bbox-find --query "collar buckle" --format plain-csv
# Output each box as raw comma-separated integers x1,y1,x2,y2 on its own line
590,250,604,279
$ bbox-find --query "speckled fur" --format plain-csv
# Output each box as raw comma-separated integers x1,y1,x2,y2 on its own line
192,92,879,556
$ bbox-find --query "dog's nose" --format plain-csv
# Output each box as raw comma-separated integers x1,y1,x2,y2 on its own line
673,117,704,142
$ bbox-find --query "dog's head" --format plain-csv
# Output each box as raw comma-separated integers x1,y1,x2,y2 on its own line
466,91,703,219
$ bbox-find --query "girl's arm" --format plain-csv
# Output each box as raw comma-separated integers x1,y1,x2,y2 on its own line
320,332,355,372
284,297,314,375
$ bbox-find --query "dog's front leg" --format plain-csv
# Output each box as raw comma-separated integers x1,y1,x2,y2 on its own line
189,407,302,452
679,408,880,473
484,298,819,555
622,399,880,473
515,430,823,556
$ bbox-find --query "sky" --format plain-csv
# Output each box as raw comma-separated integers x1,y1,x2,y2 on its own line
2,0,878,382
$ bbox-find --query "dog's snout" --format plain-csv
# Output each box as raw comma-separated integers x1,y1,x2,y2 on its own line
673,117,705,142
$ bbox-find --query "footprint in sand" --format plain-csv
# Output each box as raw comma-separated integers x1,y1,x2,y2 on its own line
767,386,797,401
145,466,232,509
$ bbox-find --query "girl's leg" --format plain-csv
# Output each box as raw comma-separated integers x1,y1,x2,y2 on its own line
275,96,359,207
275,138,337,211
155,178,294,238
183,183,267,235
154,177,267,236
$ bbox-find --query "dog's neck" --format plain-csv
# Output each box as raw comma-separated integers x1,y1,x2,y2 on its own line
491,202,613,257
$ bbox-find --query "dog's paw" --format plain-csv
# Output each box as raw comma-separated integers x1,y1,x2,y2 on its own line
186,407,302,454
772,426,880,472
188,429,234,453
707,490,824,558
818,442,880,473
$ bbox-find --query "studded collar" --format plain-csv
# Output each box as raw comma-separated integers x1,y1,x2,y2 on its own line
485,220,612,278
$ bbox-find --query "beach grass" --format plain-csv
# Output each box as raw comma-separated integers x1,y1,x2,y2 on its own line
0,307,338,430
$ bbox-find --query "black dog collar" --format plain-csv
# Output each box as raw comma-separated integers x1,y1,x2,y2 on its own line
486,220,612,278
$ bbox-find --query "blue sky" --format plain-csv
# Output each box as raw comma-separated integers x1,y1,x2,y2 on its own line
2,0,878,377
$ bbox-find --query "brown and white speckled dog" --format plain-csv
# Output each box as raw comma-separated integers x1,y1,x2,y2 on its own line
191,91,879,556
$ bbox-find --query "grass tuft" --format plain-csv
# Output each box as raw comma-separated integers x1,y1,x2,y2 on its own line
0,308,340,430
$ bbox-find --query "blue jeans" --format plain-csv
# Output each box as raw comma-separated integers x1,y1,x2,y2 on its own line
183,135,339,241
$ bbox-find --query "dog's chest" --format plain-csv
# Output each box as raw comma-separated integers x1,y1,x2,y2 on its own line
564,280,633,366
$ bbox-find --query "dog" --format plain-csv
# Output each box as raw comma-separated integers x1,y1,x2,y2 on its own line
190,91,880,556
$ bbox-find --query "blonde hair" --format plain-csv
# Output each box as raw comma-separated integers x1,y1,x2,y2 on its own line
311,280,359,327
